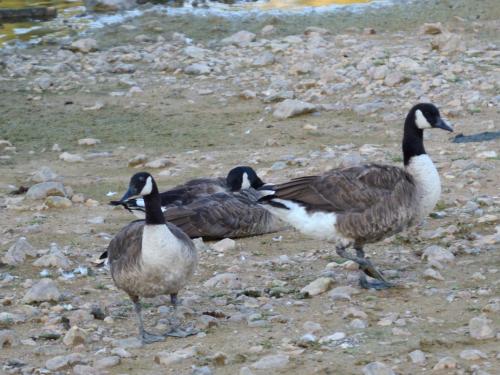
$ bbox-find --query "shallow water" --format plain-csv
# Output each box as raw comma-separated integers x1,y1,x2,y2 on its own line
0,0,373,46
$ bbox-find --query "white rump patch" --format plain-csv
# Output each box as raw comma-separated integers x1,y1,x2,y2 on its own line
415,109,431,129
140,176,153,196
406,154,441,218
264,199,340,241
241,173,251,189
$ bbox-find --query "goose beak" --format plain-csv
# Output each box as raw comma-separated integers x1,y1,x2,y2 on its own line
118,187,136,203
435,118,453,132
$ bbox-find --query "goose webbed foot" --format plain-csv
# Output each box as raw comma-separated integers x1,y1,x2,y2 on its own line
164,324,199,338
141,330,166,344
359,273,394,290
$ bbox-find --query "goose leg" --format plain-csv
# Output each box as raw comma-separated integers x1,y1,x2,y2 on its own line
163,294,199,338
335,245,393,290
131,296,164,344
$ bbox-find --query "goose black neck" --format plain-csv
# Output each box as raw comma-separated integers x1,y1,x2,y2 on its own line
402,109,426,166
143,183,165,225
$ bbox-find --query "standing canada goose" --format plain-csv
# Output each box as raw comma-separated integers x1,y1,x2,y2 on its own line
111,166,265,218
162,188,285,240
259,103,453,289
106,172,198,344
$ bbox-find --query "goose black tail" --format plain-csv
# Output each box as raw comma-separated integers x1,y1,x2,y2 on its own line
258,195,290,210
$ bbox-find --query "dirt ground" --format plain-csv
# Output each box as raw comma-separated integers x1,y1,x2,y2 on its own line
0,1,499,374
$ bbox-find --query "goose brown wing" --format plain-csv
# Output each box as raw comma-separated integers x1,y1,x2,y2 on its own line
164,191,282,240
271,164,415,213
160,177,227,206
107,220,144,268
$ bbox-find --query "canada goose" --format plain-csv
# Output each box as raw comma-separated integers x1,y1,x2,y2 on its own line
162,188,285,240
111,166,265,218
106,172,198,343
259,103,453,289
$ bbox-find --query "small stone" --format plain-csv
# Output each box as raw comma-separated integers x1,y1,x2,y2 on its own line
354,101,385,115
319,332,346,343
303,321,322,333
33,243,72,269
23,279,61,304
73,365,100,375
211,238,236,252
273,99,316,119
0,330,19,348
420,22,445,35
27,181,67,200
0,312,25,327
95,355,120,369
433,356,457,370
112,337,142,349
70,38,97,53
31,166,59,183
184,46,208,59
45,353,84,371
155,346,197,366
251,354,289,370
329,286,360,301
185,63,211,75
63,326,87,346
300,277,334,296
111,347,132,358
78,138,101,146
476,150,497,159
144,158,174,169
45,196,73,209
221,31,256,46
208,352,227,366
342,307,368,320
460,349,487,361
204,273,242,289
0,139,13,152
59,152,84,163
240,367,254,375
384,71,406,87
261,25,275,35
252,52,275,67
2,237,36,265
409,350,426,364
350,319,368,329
422,245,455,263
362,361,395,375
192,365,214,375
469,315,495,340
128,154,147,167
423,268,444,281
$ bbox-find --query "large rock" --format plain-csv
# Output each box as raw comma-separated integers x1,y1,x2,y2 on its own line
26,181,67,200
63,326,88,346
45,196,73,209
84,0,137,12
221,31,256,47
45,353,84,371
33,243,72,270
1,237,36,266
422,245,455,263
273,99,316,119
23,279,61,304
30,166,59,183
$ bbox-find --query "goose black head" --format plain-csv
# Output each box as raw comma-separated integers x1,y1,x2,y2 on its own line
412,103,453,132
118,172,157,203
226,166,265,192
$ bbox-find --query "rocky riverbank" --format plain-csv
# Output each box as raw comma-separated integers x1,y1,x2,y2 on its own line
0,0,499,374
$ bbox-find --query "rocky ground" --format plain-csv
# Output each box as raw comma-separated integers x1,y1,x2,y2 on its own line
0,1,499,374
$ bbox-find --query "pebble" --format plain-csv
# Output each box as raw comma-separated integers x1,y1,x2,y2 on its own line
63,326,87,346
303,321,322,333
329,286,360,301
203,273,242,289
319,332,346,343
221,30,256,46
476,150,497,159
0,329,19,348
30,166,59,183
59,152,84,163
22,278,61,304
128,154,148,167
423,268,444,281
300,277,334,296
73,365,100,375
273,99,316,119
409,350,426,364
45,196,73,209
95,355,121,369
70,38,97,53
422,245,455,263
211,238,236,252
144,157,174,169
251,354,289,370
78,138,101,146
185,63,212,75
155,346,197,366
469,315,495,340
26,181,67,200
2,237,36,266
33,243,72,269
459,349,487,361
362,361,395,375
45,353,84,371
433,356,457,370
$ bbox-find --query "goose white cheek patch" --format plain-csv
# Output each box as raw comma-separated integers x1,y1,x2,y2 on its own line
241,173,251,189
140,177,153,195
415,109,431,129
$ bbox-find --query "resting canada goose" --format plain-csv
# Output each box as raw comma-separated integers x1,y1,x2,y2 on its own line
162,188,285,240
106,172,198,343
111,166,265,218
259,103,453,289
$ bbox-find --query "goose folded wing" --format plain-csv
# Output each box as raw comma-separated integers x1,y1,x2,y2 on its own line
107,220,144,264
271,164,414,213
